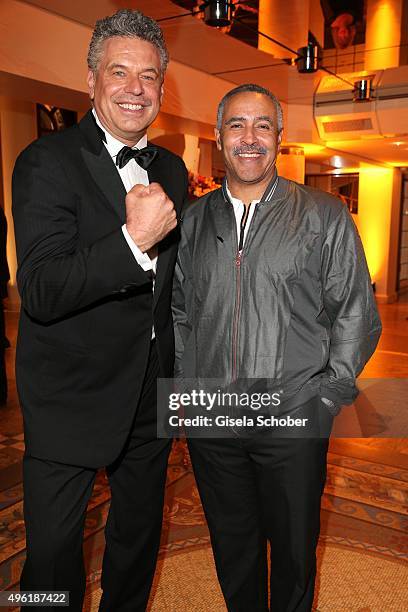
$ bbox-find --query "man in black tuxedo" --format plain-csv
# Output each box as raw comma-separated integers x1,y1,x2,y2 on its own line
12,9,188,611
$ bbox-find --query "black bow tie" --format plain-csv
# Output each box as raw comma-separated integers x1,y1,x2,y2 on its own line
116,145,158,170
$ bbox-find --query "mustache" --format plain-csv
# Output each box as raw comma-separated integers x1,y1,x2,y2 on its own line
233,145,267,156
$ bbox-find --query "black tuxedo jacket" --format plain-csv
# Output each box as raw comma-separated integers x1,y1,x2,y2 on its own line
12,110,188,468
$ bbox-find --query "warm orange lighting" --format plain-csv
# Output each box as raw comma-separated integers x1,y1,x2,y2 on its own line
277,146,305,183
365,0,401,70
300,143,325,155
355,166,394,284
283,142,325,155
326,166,361,174
258,0,309,59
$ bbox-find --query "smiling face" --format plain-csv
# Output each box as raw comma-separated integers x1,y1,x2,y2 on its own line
215,91,282,201
87,36,163,146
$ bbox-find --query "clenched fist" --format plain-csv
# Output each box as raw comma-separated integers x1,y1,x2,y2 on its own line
125,182,177,252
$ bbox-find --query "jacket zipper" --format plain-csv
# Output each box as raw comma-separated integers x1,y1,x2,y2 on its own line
232,251,242,382
231,203,259,381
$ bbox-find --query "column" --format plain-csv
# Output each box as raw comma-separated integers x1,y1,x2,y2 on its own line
365,0,405,70
258,0,310,58
277,146,305,183
355,165,401,302
183,134,200,174
198,141,212,178
0,96,37,304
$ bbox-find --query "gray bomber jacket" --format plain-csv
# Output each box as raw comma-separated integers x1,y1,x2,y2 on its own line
172,174,382,410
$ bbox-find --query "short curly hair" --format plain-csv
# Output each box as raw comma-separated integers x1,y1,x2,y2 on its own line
87,9,169,76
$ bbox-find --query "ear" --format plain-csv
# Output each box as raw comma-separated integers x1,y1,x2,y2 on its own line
87,69,96,100
160,83,164,105
277,129,283,150
214,128,222,151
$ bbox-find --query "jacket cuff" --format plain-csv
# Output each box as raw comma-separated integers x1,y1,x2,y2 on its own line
319,376,358,409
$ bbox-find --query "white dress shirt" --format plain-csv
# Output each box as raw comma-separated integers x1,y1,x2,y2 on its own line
92,110,157,275
93,110,157,338
226,185,260,251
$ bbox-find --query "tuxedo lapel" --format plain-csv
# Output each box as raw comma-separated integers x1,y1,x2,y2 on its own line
79,111,126,223
78,114,177,306
148,151,174,310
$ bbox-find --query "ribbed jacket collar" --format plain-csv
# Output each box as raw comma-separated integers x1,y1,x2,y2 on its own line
221,169,283,205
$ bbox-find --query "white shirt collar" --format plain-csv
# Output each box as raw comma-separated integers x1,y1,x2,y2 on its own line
225,182,260,208
92,109,148,160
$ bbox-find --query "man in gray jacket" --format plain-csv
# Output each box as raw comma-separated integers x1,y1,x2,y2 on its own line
172,84,381,611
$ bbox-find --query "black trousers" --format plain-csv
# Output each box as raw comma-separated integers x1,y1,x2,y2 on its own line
20,343,171,611
188,398,333,612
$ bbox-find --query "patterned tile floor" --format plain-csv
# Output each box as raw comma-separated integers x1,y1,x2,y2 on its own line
0,300,407,610
0,433,24,452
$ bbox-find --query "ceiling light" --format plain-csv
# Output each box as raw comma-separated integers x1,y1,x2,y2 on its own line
201,1,233,27
353,79,372,102
296,44,321,73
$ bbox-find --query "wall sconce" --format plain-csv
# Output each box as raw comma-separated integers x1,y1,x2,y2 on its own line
201,1,234,27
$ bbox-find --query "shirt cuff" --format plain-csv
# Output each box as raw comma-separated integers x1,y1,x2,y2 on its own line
122,225,153,272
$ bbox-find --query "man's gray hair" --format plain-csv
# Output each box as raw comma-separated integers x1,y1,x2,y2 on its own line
216,84,283,132
87,9,169,75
